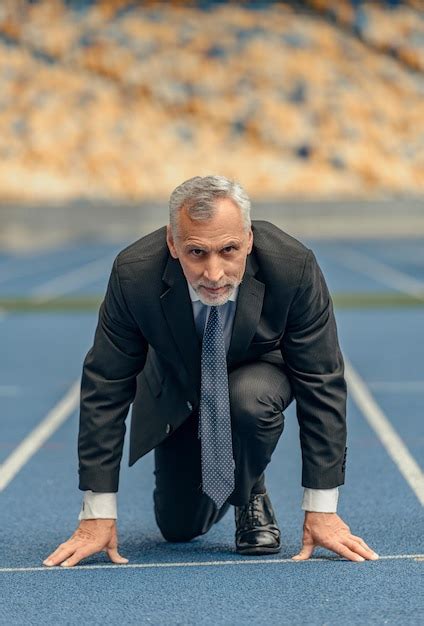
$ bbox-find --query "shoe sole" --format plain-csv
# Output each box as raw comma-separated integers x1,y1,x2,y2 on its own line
236,545,281,556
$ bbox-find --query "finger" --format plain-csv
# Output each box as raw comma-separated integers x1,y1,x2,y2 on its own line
350,535,378,556
350,534,370,547
106,547,129,564
43,535,81,562
345,539,379,560
43,545,77,567
43,543,69,564
327,542,366,562
60,544,101,568
292,543,315,561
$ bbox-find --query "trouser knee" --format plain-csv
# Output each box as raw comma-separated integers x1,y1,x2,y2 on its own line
158,524,199,543
154,490,230,543
229,363,292,438
153,492,201,542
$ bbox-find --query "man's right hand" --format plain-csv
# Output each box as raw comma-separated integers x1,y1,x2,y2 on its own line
43,519,128,568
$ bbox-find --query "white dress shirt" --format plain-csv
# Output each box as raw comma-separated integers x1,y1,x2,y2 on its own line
79,280,338,520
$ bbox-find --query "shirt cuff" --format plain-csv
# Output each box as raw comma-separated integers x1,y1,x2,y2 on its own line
301,487,339,513
78,491,118,520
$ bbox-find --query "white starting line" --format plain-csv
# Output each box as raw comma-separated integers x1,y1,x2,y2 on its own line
0,554,422,574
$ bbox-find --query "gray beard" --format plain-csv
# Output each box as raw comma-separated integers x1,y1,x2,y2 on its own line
194,283,238,307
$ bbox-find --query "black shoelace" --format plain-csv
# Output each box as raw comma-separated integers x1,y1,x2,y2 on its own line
238,495,264,528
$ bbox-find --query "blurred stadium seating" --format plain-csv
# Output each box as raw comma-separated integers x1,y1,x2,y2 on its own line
0,0,423,201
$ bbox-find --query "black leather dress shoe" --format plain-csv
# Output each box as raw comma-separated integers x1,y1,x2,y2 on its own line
234,492,281,555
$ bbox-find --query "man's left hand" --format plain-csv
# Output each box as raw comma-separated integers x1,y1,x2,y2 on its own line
292,512,379,562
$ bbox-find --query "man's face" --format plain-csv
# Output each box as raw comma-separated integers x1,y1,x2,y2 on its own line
166,197,253,306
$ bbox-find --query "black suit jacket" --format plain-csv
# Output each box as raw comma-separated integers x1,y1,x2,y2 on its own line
78,220,347,493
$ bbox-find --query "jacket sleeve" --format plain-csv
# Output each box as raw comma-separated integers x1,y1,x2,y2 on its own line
281,249,347,489
78,258,148,492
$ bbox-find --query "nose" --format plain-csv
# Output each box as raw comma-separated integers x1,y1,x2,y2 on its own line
203,255,225,283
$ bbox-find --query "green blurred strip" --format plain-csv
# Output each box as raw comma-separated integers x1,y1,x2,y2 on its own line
0,297,103,312
0,292,423,313
333,293,424,308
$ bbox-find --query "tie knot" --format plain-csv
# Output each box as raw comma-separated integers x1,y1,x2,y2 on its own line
207,304,219,323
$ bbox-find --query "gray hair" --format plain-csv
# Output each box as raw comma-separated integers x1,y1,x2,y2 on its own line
169,175,251,237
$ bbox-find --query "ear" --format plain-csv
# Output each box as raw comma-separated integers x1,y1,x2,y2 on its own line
166,225,179,259
246,228,253,254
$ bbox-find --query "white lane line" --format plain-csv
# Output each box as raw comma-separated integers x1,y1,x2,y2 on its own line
0,379,80,492
30,255,112,303
0,554,422,573
332,247,424,301
368,381,424,393
0,255,109,484
344,358,424,506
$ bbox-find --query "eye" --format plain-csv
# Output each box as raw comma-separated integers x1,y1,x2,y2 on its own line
190,249,204,257
222,246,236,254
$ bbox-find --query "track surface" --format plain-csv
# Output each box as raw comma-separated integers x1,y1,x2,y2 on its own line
0,234,423,625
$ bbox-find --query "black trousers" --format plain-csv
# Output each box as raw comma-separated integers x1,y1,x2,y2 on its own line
153,360,293,542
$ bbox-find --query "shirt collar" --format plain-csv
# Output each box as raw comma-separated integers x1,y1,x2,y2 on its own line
187,280,239,303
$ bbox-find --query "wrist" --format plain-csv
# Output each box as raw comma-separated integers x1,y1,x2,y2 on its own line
79,518,116,528
304,511,339,531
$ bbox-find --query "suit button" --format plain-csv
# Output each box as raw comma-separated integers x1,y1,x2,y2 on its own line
186,401,193,411
165,423,172,435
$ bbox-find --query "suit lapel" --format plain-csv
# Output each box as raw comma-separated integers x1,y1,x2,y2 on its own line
228,253,265,367
160,256,202,391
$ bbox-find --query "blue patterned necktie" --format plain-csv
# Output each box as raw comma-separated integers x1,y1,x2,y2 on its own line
199,305,235,509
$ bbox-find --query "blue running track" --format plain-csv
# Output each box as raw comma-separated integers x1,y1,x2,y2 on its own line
0,234,423,625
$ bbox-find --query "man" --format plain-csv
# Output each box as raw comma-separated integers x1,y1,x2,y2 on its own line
44,175,378,568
